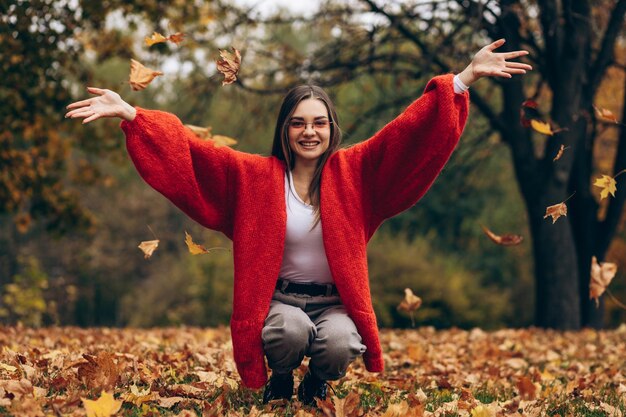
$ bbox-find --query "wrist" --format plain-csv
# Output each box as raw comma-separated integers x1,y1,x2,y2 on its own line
122,103,136,121
458,64,478,87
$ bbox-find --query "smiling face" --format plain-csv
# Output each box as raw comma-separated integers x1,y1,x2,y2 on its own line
287,98,331,167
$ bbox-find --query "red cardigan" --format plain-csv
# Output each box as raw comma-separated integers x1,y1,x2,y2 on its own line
120,74,469,389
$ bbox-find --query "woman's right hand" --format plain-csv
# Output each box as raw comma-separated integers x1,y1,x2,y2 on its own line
65,87,136,124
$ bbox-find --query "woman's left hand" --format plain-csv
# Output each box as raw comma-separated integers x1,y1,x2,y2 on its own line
458,38,532,86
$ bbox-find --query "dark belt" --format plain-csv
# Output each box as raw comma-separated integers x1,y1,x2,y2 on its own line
276,279,339,297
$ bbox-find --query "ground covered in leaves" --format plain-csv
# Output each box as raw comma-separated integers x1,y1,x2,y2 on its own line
1,325,626,416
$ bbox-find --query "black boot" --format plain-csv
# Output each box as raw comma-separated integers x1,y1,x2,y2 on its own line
262,371,294,404
297,370,328,405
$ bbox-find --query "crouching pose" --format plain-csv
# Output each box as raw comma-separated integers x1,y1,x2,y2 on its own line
66,39,530,405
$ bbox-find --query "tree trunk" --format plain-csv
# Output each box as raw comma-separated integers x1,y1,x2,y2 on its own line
529,215,581,329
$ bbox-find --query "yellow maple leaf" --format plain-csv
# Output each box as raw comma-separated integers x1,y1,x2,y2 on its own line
593,175,617,200
138,240,159,259
129,59,163,91
82,391,122,417
470,404,495,417
184,124,213,140
185,231,210,255
144,32,168,46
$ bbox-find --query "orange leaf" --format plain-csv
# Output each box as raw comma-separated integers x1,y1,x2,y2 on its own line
480,225,523,246
397,288,422,313
129,59,163,91
589,256,617,307
593,105,618,124
144,32,168,46
167,32,186,44
138,240,159,259
543,202,568,224
216,47,241,86
76,353,119,391
516,376,537,400
185,231,210,255
553,144,567,162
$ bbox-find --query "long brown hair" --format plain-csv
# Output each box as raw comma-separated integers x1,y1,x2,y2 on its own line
271,85,342,228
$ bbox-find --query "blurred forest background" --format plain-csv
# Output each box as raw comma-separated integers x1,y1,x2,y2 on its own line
1,0,625,330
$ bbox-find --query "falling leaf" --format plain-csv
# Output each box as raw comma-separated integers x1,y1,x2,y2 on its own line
520,99,541,127
184,125,237,148
481,225,523,246
211,134,238,148
593,106,618,124
593,175,617,200
168,32,185,44
144,32,168,46
129,59,163,91
185,231,210,255
216,47,241,86
82,391,122,417
185,124,213,140
397,288,422,327
398,288,422,313
543,202,568,224
553,144,567,162
138,240,159,259
530,119,555,135
590,256,617,307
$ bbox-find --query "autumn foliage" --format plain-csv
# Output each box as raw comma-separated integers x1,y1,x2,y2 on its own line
2,326,626,416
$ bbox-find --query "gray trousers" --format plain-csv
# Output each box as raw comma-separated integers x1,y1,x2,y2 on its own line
261,288,367,381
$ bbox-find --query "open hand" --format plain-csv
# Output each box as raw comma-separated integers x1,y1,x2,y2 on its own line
458,39,532,86
65,87,136,124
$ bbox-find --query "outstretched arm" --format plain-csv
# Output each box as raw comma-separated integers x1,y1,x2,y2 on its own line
66,88,235,236
347,39,531,228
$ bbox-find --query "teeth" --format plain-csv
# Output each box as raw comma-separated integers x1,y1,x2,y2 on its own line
300,142,319,146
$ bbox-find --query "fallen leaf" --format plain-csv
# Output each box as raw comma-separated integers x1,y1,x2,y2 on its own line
185,231,210,255
76,352,119,391
332,391,360,417
138,240,159,259
593,175,617,200
470,404,495,417
144,32,168,46
516,376,537,400
590,256,617,307
129,59,163,91
211,134,237,148
553,144,567,162
216,47,241,86
543,202,568,224
82,391,122,417
481,225,523,246
594,106,618,124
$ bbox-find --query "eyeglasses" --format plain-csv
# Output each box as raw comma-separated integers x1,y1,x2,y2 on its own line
286,118,333,131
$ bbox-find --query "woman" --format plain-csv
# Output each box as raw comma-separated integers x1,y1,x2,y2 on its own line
66,39,530,405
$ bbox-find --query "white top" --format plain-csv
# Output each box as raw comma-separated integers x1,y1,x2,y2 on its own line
278,76,467,285
278,170,334,284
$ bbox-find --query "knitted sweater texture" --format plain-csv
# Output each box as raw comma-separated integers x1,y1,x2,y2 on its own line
120,74,469,389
